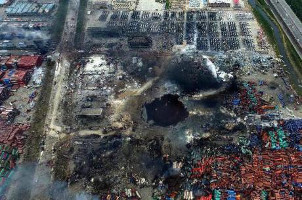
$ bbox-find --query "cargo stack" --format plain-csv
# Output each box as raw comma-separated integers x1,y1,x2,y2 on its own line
0,121,29,154
17,55,43,69
1,69,32,86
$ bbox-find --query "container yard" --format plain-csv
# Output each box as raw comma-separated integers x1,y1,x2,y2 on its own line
0,0,301,199
0,52,47,198
0,0,58,197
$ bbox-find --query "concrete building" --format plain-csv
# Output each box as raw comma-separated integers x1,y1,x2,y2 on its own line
112,0,136,10
208,0,231,7
0,0,11,7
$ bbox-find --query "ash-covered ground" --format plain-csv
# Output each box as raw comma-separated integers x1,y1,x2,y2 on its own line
23,44,302,199
48,49,254,198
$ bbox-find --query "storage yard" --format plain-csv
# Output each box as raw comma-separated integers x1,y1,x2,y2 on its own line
0,0,59,198
0,0,301,199
0,54,47,197
0,0,59,55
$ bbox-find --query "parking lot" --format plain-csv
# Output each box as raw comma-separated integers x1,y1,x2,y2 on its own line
0,0,60,55
85,8,261,53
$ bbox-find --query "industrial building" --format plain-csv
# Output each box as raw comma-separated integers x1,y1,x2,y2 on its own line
112,0,136,10
208,0,231,7
0,0,12,7
5,2,55,16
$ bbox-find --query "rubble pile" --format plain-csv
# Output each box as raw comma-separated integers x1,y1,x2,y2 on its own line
0,121,29,154
56,47,302,199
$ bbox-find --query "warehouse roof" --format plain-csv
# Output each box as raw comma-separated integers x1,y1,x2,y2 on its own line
208,0,231,3
0,0,7,5
78,108,103,116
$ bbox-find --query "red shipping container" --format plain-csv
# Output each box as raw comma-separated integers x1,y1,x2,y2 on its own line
1,69,31,86
17,55,43,69
5,56,20,68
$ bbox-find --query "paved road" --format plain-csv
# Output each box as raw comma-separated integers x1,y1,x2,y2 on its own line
29,0,81,198
59,0,80,50
268,0,302,59
5,0,81,199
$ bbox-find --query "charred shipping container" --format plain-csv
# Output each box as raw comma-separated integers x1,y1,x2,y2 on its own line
87,27,121,38
0,87,10,105
128,35,152,48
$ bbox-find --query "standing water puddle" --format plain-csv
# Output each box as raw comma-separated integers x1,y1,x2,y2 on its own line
144,94,189,127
